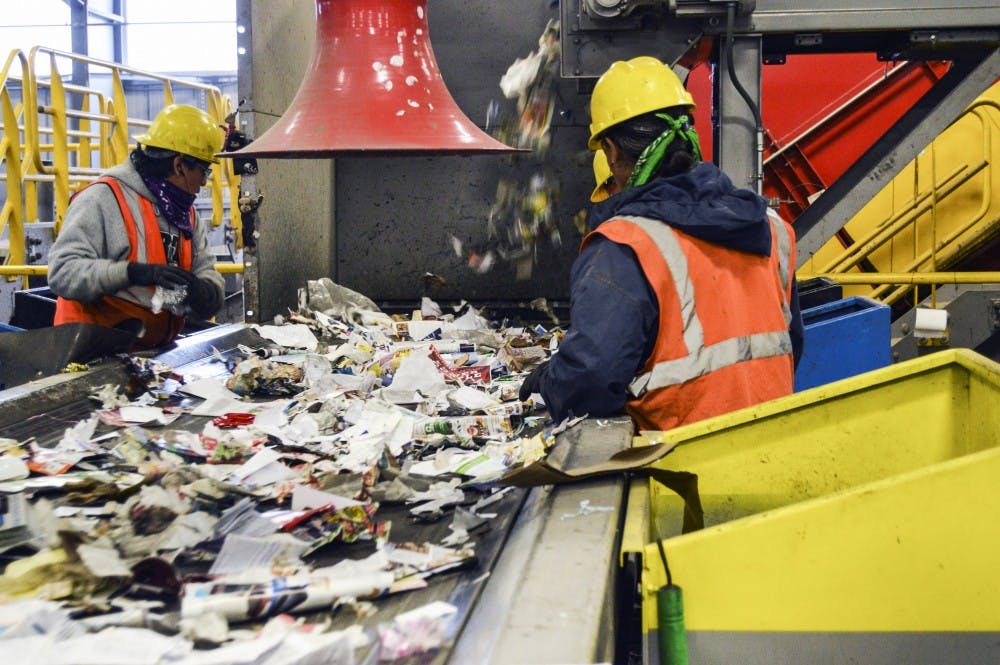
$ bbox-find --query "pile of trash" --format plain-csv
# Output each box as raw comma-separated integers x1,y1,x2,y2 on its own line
0,278,575,664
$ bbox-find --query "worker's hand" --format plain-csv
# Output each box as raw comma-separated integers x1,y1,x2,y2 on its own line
184,278,220,319
518,361,548,401
127,262,198,291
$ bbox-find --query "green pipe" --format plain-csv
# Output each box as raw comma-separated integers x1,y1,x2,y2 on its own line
657,584,688,664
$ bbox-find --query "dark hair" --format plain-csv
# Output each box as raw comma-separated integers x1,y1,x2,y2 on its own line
130,146,177,179
601,106,697,179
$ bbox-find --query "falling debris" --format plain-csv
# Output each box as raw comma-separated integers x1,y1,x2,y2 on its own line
485,173,562,280
458,19,564,281
496,19,561,154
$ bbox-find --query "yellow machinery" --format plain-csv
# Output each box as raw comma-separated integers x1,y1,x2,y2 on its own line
799,80,1000,301
622,348,1000,663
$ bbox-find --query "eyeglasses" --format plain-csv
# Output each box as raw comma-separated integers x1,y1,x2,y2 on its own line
182,158,213,184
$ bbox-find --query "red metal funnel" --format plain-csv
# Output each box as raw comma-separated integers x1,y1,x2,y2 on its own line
221,0,522,158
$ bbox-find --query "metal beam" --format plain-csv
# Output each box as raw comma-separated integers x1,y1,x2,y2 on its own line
742,0,1000,34
69,0,89,85
111,0,123,64
86,6,124,24
714,34,762,193
450,418,630,664
561,1,1000,77
68,0,89,136
235,0,259,323
794,47,1000,265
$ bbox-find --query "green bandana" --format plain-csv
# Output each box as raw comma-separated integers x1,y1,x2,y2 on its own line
625,113,702,189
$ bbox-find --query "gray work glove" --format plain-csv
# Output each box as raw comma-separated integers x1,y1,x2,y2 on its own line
127,263,218,318
127,262,198,291
185,278,220,319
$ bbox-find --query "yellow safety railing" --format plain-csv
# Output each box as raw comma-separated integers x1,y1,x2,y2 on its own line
795,271,1000,285
0,50,30,269
0,46,245,286
0,263,245,277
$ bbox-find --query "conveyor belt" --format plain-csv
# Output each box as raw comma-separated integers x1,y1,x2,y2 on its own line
0,323,630,664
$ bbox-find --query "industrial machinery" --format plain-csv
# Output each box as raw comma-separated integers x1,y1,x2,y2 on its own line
2,0,1000,663
227,0,1000,323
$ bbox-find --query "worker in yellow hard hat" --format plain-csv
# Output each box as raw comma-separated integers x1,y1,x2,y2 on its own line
49,104,226,349
521,56,804,432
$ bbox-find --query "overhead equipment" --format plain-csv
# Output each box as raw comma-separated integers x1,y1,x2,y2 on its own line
222,0,522,158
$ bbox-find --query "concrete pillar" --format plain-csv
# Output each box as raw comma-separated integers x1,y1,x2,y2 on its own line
241,0,336,322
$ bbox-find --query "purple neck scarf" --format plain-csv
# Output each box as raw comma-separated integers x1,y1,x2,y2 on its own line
139,173,197,238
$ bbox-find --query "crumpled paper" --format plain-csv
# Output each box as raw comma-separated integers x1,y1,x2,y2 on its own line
377,601,457,661
306,278,392,327
150,284,187,315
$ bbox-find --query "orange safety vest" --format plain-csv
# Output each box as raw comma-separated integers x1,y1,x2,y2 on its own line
582,211,795,431
54,177,193,350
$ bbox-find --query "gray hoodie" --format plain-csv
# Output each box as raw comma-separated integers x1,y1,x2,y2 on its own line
48,159,224,315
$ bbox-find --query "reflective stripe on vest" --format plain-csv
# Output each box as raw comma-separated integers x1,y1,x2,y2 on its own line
768,208,793,326
615,215,793,398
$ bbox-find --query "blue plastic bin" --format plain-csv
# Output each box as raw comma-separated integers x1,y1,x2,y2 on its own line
794,296,891,391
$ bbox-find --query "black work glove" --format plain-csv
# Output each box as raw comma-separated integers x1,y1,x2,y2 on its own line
519,361,549,401
127,262,198,291
184,278,221,319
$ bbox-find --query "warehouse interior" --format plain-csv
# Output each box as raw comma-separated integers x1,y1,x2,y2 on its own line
1,1,999,663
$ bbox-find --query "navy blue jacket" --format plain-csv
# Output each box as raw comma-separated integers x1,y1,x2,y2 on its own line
536,162,804,422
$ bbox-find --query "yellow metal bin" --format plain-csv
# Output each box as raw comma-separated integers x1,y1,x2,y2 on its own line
621,349,1000,664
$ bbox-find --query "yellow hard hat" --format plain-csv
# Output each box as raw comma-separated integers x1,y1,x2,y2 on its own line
590,150,613,203
133,104,224,164
588,56,695,150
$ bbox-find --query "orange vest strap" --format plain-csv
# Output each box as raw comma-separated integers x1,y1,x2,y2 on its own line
87,178,141,262
178,209,195,269
139,197,165,264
